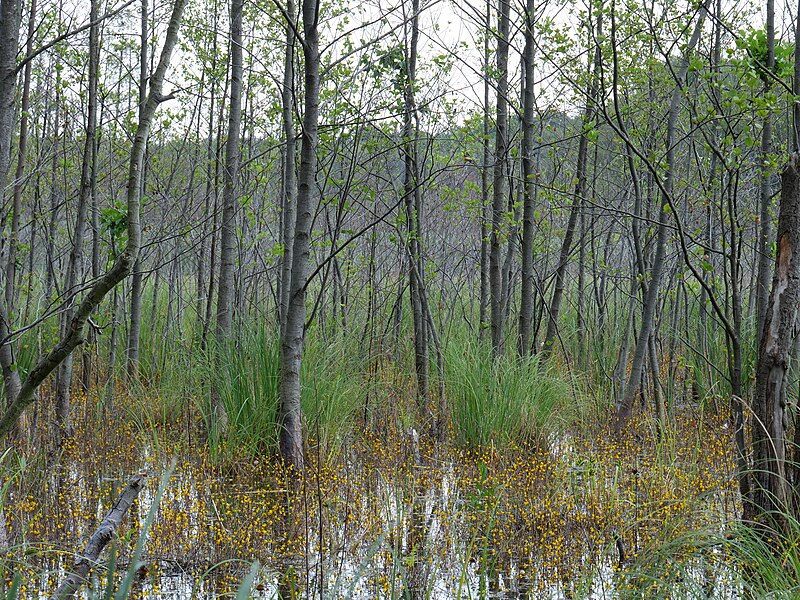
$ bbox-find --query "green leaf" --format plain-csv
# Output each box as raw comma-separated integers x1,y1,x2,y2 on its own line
235,561,260,599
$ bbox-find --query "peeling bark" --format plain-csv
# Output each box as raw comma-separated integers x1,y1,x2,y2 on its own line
749,153,800,526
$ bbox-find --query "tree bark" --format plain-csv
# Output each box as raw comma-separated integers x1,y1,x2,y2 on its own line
749,153,800,527
489,0,510,354
279,0,320,472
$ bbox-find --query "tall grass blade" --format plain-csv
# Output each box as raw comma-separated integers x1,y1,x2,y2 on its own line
235,561,260,599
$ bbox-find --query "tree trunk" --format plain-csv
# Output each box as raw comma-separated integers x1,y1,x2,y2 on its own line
0,0,22,410
5,0,35,324
279,0,297,332
749,153,800,528
478,0,491,340
125,0,150,382
197,11,219,344
0,0,20,188
54,0,99,441
518,0,535,355
279,0,320,472
212,0,244,435
489,0,510,354
755,0,775,336
541,7,601,359
403,0,429,411
2,0,35,440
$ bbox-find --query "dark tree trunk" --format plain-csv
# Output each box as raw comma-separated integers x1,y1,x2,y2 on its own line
0,0,23,411
755,0,775,336
749,154,800,528
404,3,429,410
279,0,297,331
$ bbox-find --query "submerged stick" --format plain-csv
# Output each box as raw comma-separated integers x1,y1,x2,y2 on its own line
52,474,146,599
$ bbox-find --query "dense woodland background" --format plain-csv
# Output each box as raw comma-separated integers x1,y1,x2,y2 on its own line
3,0,800,594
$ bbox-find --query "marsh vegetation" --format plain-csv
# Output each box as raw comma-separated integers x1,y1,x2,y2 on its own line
1,0,800,596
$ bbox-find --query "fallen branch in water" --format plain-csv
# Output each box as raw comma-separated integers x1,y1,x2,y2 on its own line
52,474,146,599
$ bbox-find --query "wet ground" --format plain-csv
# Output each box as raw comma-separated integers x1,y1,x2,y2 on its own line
1,397,740,598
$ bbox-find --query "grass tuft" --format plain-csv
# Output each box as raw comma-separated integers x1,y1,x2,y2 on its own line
444,337,574,448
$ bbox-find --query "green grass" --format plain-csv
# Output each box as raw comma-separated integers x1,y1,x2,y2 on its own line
196,324,366,458
444,335,575,448
214,325,281,453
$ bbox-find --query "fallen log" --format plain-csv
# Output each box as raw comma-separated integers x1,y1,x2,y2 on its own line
52,474,146,599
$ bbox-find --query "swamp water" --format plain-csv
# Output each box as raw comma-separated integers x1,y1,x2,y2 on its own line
2,410,742,598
